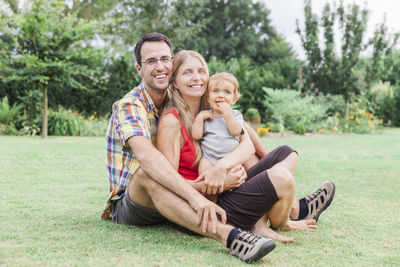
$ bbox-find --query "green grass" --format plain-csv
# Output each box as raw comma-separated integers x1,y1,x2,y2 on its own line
1,129,399,266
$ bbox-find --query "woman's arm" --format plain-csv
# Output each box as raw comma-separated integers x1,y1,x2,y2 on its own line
244,122,268,158
157,112,206,194
156,113,182,170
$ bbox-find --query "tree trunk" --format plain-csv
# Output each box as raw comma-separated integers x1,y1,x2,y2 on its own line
41,86,48,139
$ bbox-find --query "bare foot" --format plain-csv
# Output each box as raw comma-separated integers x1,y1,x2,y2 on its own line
251,224,295,243
281,219,317,231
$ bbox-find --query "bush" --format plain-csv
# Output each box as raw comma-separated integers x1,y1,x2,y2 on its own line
0,96,23,125
339,94,381,133
369,81,395,125
48,107,108,136
293,124,306,135
263,88,328,133
393,85,400,126
314,94,347,117
266,122,281,133
0,123,18,135
244,108,261,125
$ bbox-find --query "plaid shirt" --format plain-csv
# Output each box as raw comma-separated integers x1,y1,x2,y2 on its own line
102,81,167,219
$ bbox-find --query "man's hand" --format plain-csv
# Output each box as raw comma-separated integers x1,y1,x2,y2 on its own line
189,195,227,233
195,163,226,195
224,164,247,191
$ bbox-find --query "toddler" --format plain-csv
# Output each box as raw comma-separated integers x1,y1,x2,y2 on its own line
192,72,258,175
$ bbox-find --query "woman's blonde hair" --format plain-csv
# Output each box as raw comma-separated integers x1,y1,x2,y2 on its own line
168,50,209,165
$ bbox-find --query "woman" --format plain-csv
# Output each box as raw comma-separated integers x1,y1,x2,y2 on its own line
156,50,327,242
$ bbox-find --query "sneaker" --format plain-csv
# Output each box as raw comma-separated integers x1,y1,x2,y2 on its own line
301,180,336,222
229,230,276,263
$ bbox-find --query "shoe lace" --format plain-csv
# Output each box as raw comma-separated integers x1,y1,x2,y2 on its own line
306,188,324,202
237,231,261,246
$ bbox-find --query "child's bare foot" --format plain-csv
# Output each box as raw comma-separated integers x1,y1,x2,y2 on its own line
251,223,295,243
281,219,317,231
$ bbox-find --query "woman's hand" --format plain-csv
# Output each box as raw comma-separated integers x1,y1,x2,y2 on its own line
224,164,247,191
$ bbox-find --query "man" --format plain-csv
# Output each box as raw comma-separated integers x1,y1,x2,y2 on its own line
102,32,276,263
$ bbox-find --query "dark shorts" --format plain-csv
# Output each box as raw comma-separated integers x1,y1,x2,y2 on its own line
217,145,297,230
111,188,166,225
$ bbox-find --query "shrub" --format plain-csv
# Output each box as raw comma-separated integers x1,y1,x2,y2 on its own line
48,107,108,136
263,88,328,133
339,94,381,133
0,123,18,135
48,107,82,136
18,115,41,136
369,81,395,125
266,122,281,133
244,108,261,125
0,96,23,125
393,85,400,126
293,124,306,135
314,94,347,117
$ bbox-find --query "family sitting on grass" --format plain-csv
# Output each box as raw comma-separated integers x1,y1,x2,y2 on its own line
101,32,336,263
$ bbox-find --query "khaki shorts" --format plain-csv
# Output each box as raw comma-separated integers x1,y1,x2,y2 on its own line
111,188,166,225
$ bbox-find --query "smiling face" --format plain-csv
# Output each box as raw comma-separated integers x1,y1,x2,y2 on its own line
173,56,208,101
136,41,173,93
207,79,238,110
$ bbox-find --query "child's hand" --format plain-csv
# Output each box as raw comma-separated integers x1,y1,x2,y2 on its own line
197,110,213,121
215,102,232,116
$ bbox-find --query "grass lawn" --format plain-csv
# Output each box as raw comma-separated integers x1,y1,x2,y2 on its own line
1,128,399,266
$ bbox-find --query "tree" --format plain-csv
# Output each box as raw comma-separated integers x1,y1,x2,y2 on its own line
0,0,103,138
365,20,400,87
180,0,283,63
296,0,397,99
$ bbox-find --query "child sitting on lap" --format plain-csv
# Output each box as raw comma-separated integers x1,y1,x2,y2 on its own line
192,72,258,175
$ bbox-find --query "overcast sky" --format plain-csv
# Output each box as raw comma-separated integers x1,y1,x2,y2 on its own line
264,0,400,59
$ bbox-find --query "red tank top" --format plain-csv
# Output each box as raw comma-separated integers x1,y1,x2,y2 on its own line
163,109,199,180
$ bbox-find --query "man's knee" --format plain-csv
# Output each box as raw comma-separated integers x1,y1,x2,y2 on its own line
131,167,166,200
128,168,156,208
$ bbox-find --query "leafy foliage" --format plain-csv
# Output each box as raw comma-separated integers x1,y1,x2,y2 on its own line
48,106,108,136
296,0,398,99
369,81,395,125
0,96,22,125
243,108,261,125
263,88,328,133
0,0,104,137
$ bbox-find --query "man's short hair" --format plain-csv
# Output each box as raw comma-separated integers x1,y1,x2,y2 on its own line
134,33,173,66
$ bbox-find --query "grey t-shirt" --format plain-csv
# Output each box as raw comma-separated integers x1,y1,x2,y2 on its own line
201,109,244,164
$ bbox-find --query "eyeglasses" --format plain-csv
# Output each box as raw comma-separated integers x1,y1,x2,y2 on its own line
141,56,173,66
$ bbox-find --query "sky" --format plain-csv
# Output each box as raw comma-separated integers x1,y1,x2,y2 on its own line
265,0,400,59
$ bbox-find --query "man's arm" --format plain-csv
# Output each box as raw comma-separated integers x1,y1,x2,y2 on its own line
128,134,226,233
244,122,268,158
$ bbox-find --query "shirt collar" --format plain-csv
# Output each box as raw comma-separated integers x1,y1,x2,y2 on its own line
139,81,170,115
